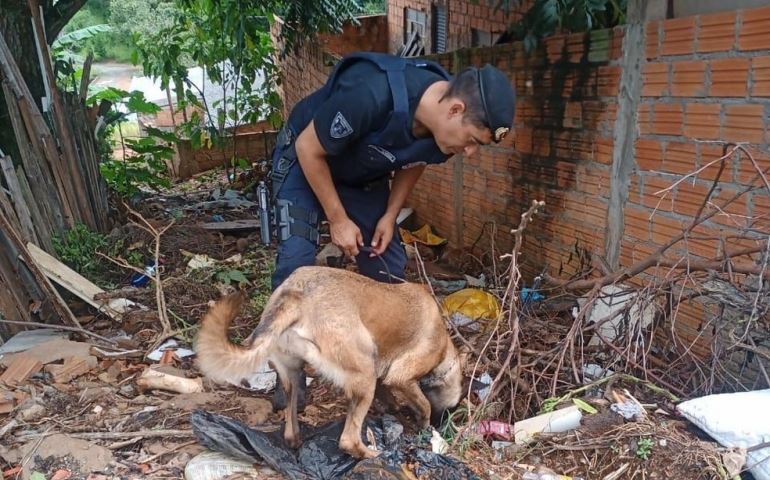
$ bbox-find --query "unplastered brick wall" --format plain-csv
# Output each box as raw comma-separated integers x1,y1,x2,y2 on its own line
171,128,277,180
272,15,389,118
630,5,770,358
409,29,624,281
387,0,526,55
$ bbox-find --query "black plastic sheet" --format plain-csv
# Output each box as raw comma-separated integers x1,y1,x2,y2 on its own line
190,409,479,480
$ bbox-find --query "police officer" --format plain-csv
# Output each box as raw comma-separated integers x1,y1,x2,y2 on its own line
269,51,515,409
271,52,515,287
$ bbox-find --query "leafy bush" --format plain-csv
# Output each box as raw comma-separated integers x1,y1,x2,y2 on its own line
507,0,627,51
88,88,174,197
53,224,108,276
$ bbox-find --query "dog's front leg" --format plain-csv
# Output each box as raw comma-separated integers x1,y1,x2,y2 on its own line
391,381,432,429
339,375,379,459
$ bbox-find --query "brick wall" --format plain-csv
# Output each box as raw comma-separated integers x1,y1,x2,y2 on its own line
272,15,389,117
627,5,770,358
170,128,277,180
407,5,769,369
387,0,526,54
411,29,624,281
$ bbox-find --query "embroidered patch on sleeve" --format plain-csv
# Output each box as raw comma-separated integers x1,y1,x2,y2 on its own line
330,111,354,139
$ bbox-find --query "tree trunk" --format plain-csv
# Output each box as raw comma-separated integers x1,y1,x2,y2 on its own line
0,0,47,159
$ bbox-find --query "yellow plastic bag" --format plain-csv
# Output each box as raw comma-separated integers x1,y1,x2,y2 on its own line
441,288,501,322
399,224,447,246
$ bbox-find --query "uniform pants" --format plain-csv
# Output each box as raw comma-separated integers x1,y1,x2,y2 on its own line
270,139,407,290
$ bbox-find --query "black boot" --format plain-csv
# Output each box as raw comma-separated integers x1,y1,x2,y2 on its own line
272,369,307,412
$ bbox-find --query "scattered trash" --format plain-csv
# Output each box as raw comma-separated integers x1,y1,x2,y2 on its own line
517,464,585,480
44,355,98,383
191,410,480,479
399,224,447,246
240,362,278,392
581,363,613,383
477,420,513,441
396,207,413,226
187,254,217,272
184,450,263,480
131,261,157,287
513,405,583,444
0,354,42,385
577,284,657,346
26,243,146,321
677,388,770,480
520,287,544,303
430,428,449,454
147,338,196,362
721,448,747,479
1,338,93,368
212,214,225,222
464,274,486,288
476,372,493,401
610,389,647,421
0,330,68,356
136,366,204,394
430,277,467,294
442,288,501,332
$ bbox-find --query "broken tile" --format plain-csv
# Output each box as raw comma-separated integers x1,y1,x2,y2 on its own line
0,354,42,385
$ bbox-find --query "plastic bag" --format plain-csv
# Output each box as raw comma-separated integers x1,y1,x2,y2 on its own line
677,389,770,480
190,410,479,480
184,451,260,480
399,224,447,246
442,288,501,325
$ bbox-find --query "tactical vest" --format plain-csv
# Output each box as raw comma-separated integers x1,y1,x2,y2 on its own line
287,52,452,186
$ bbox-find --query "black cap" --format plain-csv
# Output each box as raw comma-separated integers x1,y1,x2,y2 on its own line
476,64,515,142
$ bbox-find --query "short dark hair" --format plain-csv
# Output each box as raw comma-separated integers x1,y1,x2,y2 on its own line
439,67,487,128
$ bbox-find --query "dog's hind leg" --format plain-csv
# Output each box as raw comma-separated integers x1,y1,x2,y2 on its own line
272,354,303,449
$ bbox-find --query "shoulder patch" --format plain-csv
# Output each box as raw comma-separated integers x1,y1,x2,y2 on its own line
330,112,354,139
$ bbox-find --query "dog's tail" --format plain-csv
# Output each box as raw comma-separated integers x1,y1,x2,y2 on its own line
195,289,301,385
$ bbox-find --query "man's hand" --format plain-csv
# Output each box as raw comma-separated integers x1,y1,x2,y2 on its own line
370,213,396,256
330,216,364,258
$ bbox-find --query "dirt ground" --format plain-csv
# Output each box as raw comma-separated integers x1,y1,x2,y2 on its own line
0,168,751,480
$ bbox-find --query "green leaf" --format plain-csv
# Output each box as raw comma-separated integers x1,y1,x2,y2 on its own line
87,87,129,105
145,126,180,143
572,398,598,414
30,473,46,480
53,24,112,49
126,91,161,114
227,269,248,284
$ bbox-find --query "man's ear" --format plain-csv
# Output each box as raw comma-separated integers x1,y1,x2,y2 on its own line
448,99,466,117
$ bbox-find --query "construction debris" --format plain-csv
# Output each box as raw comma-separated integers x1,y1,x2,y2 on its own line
136,366,204,394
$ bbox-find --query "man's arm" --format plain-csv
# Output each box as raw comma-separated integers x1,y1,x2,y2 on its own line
294,120,364,257
370,165,426,255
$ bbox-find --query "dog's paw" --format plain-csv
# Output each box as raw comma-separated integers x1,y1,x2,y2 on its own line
284,434,302,449
360,447,381,459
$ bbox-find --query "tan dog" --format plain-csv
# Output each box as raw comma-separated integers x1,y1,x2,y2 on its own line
195,266,463,459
